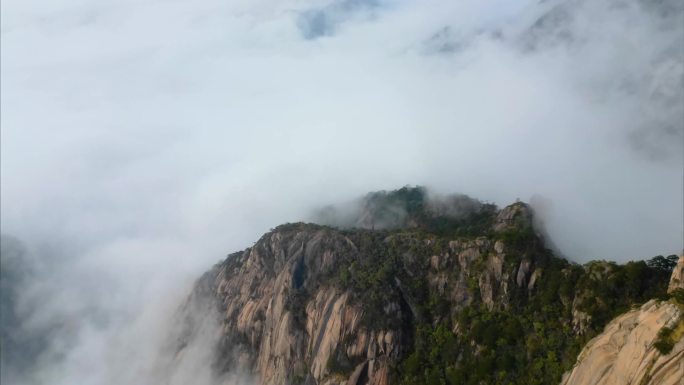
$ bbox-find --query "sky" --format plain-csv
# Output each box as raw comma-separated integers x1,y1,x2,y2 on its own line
0,0,682,384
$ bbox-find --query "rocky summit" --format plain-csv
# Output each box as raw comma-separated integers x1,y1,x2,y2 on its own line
171,187,683,385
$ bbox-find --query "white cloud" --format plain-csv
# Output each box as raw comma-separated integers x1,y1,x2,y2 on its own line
1,0,682,383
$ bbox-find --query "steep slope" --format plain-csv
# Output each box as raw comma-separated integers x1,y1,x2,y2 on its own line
175,188,677,385
561,256,684,385
669,255,684,293
561,300,683,385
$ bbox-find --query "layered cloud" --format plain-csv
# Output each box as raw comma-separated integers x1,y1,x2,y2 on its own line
1,0,682,383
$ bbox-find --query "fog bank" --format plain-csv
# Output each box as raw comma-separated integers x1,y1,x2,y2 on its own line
1,0,682,383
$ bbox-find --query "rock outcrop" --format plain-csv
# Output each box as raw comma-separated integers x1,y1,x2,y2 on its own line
173,189,680,385
561,260,684,385
184,226,400,385
668,255,684,294
176,201,548,385
561,300,684,385
492,202,533,233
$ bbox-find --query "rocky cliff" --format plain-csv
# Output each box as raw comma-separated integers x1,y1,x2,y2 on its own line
174,188,680,385
561,299,683,385
668,255,684,294
560,256,684,385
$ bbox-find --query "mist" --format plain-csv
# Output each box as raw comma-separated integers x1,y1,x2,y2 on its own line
1,0,682,383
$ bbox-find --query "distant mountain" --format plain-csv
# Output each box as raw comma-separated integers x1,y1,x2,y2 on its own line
169,187,682,385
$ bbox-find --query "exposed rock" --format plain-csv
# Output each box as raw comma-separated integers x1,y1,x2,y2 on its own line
177,225,409,385
668,255,684,294
478,253,507,310
429,255,441,271
528,268,542,292
175,200,545,384
571,307,591,335
173,196,676,385
493,202,533,233
346,361,368,385
456,243,482,274
561,300,684,385
494,240,506,254
516,259,532,287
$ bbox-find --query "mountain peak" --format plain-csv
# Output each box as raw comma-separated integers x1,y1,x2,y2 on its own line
166,188,679,385
313,186,534,238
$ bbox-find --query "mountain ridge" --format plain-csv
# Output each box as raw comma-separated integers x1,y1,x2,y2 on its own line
170,187,681,385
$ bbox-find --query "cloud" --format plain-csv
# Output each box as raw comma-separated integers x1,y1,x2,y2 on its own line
296,0,382,39
0,0,682,383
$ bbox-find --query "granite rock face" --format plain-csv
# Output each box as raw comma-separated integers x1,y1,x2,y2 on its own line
175,202,546,385
172,195,681,385
562,262,684,385
668,255,684,294
182,227,400,385
492,202,533,233
561,299,684,385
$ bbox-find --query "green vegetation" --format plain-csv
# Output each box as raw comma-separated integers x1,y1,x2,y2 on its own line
396,309,574,385
358,186,498,236
654,313,684,355
276,188,675,385
654,290,684,355
320,215,672,384
646,254,680,273
394,251,673,385
654,326,675,354
571,259,670,327
496,226,537,250
670,288,684,304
